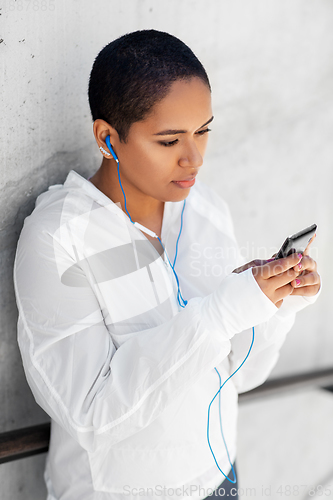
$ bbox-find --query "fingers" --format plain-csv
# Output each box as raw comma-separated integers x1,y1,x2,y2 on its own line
275,299,284,309
303,233,316,256
252,253,302,280
250,248,320,304
291,284,321,296
252,268,296,306
273,283,294,303
292,255,317,274
290,270,321,290
271,268,300,289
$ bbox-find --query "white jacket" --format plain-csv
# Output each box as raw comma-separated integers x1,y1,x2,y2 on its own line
14,171,317,500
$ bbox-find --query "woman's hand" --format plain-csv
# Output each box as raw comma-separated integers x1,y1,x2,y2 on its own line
289,240,321,297
251,254,304,308
233,253,315,308
233,248,320,308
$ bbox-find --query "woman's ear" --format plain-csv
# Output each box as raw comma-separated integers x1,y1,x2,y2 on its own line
93,119,119,160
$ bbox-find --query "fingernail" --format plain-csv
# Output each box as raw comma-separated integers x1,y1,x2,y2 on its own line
266,258,275,262
297,253,302,260
298,263,302,270
295,279,301,286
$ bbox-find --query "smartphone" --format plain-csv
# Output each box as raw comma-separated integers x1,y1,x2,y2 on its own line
275,223,317,259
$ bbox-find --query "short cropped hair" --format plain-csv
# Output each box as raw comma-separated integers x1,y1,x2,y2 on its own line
88,29,211,142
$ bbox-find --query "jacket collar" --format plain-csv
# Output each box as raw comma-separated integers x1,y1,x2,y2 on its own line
64,170,188,244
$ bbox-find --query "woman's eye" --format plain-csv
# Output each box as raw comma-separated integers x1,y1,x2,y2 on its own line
159,128,211,147
196,128,211,136
160,139,179,147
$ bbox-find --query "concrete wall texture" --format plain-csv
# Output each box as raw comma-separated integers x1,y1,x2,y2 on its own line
1,1,332,498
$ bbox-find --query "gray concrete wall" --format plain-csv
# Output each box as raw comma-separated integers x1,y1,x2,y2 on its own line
1,1,332,498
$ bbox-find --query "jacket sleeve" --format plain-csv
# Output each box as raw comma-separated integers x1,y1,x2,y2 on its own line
228,290,321,394
14,221,277,452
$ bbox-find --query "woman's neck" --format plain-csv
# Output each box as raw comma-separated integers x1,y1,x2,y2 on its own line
89,163,165,239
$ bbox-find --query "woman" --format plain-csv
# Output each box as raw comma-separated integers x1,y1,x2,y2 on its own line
14,30,320,500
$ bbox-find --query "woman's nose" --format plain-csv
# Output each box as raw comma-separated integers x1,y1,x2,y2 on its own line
178,141,203,169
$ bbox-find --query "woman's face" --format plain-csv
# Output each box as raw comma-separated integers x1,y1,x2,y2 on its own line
113,77,213,203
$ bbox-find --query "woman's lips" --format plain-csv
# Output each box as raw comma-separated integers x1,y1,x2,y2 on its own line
172,178,196,189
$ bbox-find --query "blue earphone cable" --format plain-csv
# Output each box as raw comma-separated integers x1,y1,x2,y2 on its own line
157,199,188,308
117,162,133,223
157,235,188,308
207,326,255,484
173,199,187,269
115,148,187,308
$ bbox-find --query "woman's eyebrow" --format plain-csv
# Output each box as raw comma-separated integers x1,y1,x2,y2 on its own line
153,116,214,136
